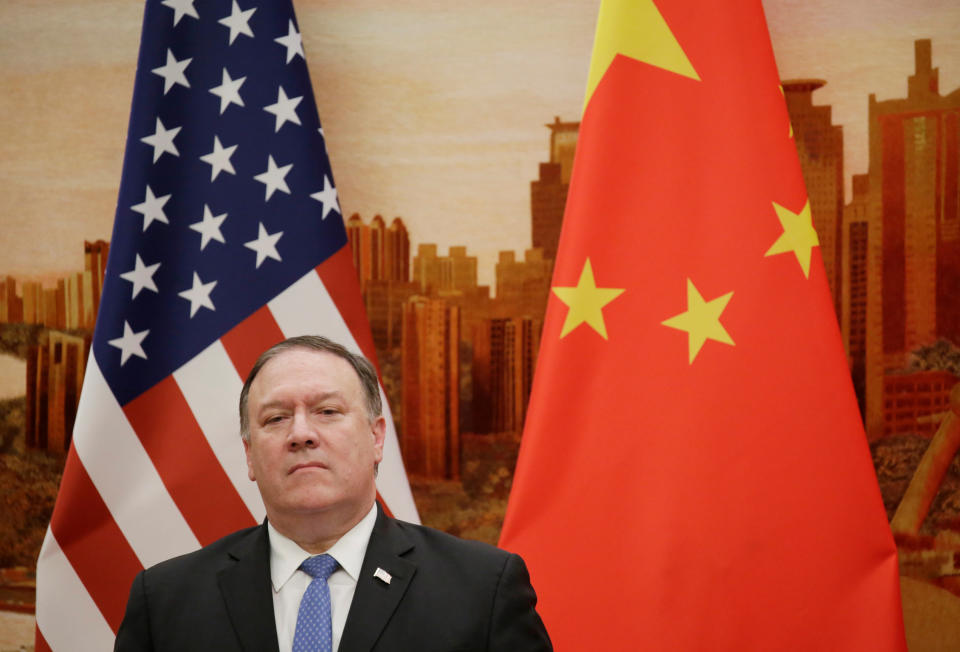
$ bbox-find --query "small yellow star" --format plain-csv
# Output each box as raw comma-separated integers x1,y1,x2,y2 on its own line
661,279,734,364
552,258,625,339
764,199,819,278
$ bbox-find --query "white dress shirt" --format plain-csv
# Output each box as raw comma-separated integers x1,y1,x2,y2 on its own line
268,504,377,652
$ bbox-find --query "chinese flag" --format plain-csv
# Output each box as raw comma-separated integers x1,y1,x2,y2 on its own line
499,1,907,649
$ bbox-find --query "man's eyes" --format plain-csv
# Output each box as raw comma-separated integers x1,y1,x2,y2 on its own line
262,407,341,424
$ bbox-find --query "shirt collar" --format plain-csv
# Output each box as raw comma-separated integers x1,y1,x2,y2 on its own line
268,503,378,593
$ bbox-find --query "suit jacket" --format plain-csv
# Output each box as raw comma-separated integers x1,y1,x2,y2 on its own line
114,507,552,651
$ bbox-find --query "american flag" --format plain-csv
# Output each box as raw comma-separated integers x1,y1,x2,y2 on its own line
34,1,419,649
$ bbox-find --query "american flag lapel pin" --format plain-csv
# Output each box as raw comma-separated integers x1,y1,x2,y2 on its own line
374,567,392,585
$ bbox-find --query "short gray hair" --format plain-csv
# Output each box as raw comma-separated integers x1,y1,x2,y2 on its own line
239,335,382,441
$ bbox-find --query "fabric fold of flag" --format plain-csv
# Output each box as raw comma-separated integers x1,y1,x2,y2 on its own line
499,1,907,649
35,2,418,649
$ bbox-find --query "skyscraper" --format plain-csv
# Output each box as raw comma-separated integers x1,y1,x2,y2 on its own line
472,317,540,434
531,117,579,262
494,248,553,320
863,40,960,437
842,174,871,416
401,296,460,479
412,244,478,294
345,215,415,350
783,79,844,314
25,331,90,452
0,276,22,323
345,214,411,287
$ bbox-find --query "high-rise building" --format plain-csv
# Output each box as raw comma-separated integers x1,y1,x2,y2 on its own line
494,248,553,320
862,39,960,437
842,174,871,415
412,244,477,294
783,80,844,314
345,214,410,287
25,331,90,453
0,276,23,323
84,239,109,320
472,317,540,434
364,279,419,351
385,218,411,283
344,214,414,351
531,117,579,261
1,240,109,329
21,281,41,325
401,297,460,479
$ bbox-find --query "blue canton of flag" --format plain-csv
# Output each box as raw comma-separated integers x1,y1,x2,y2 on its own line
35,2,418,650
101,0,342,403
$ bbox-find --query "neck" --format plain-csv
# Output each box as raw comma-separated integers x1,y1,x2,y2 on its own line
268,499,374,554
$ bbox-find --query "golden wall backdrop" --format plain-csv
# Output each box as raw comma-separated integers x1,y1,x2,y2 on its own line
1,1,958,649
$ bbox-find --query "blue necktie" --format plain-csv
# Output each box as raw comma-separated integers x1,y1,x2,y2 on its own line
292,554,339,652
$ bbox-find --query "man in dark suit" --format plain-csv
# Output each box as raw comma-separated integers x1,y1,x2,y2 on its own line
115,335,551,651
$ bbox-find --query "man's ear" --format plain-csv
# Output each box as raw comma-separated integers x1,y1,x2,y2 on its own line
371,416,386,465
243,437,256,482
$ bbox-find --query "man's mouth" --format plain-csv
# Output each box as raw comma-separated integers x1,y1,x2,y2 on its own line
288,462,328,475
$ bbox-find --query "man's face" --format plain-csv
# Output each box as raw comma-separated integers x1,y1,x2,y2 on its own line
243,348,385,527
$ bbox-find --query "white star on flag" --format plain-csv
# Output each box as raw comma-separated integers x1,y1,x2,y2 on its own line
310,175,340,219
131,185,171,231
161,0,198,26
274,20,304,63
244,223,283,268
140,117,181,163
219,0,256,45
119,254,161,298
253,155,292,200
199,136,238,181
108,321,149,366
264,86,303,132
189,204,228,250
178,272,217,318
209,68,246,114
152,48,192,94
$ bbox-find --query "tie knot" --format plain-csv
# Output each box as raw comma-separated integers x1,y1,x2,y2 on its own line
300,554,338,580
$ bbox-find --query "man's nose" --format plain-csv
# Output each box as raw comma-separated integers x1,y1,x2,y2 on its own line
287,411,318,449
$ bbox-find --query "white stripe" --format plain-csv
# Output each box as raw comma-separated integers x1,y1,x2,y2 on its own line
375,389,420,523
269,269,421,523
269,269,358,353
72,357,200,566
173,340,267,522
35,528,115,652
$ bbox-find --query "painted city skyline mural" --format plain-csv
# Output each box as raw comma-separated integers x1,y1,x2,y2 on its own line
1,0,959,649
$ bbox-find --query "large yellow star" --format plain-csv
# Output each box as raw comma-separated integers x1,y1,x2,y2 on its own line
584,0,700,110
661,279,734,364
764,200,819,278
552,258,625,339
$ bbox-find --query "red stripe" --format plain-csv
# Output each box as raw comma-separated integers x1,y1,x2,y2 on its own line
48,449,143,633
221,305,286,380
35,626,51,652
316,245,380,370
124,377,256,544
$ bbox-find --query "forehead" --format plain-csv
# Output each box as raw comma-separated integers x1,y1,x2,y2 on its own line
250,347,362,399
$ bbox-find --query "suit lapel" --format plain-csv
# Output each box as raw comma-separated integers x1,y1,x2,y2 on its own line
339,509,417,651
218,524,281,652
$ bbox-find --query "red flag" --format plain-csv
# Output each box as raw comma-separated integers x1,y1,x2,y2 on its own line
499,1,906,649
